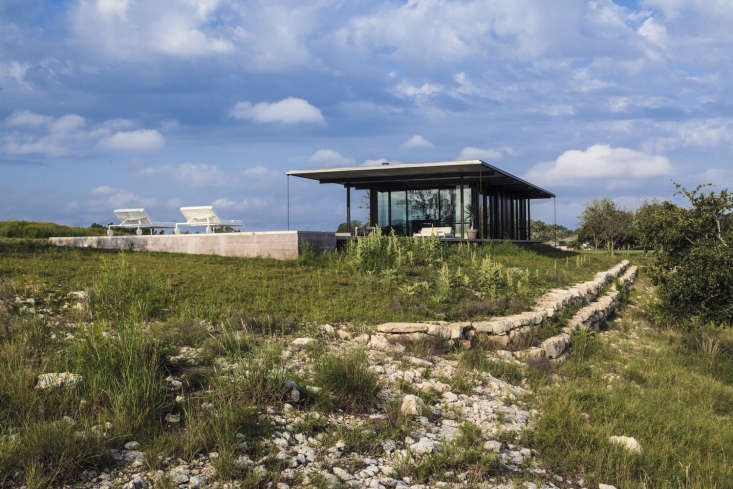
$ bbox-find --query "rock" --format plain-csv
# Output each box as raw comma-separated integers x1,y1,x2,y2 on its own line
336,329,353,340
321,324,335,335
410,437,441,455
333,467,353,481
169,466,190,484
284,380,302,403
609,435,641,453
400,395,426,416
68,291,88,300
442,391,458,402
164,413,180,424
236,455,253,467
189,476,204,488
408,356,433,367
483,440,501,452
416,380,450,393
377,322,429,334
122,450,144,463
541,334,570,359
165,376,183,390
369,334,405,352
35,372,82,390
598,485,617,489
123,474,148,489
292,337,316,347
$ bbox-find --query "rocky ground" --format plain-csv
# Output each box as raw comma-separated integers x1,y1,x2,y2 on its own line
2,262,638,489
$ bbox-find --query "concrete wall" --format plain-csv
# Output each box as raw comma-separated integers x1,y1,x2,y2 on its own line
48,231,336,260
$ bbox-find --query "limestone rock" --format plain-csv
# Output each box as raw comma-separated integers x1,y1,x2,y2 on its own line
35,372,82,390
609,435,641,453
292,337,316,347
541,334,570,359
377,322,429,334
400,394,426,416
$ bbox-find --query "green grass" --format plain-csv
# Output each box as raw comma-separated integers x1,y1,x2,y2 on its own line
0,237,623,325
0,237,633,486
313,348,381,413
526,274,733,489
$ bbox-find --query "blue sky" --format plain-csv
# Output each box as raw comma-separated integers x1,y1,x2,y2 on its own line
2,0,732,230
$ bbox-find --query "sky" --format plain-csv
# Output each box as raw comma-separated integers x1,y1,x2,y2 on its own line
1,0,733,230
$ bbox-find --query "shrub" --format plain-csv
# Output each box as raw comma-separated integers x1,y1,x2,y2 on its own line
313,349,380,413
649,184,733,326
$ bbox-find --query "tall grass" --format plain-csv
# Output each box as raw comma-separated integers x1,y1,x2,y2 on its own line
90,253,172,323
313,349,381,413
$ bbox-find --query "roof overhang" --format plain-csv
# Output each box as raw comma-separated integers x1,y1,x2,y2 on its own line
286,160,554,199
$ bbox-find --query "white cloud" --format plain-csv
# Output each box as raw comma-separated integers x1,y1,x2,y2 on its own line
637,17,668,48
242,165,271,177
72,0,234,59
230,98,324,124
0,61,31,89
457,146,503,161
100,129,165,151
643,119,733,152
309,149,354,167
173,163,229,187
530,104,576,117
136,162,230,186
571,68,613,93
393,81,442,100
211,197,269,211
3,110,164,157
401,135,433,149
96,0,128,17
88,185,157,210
525,144,672,187
5,110,52,127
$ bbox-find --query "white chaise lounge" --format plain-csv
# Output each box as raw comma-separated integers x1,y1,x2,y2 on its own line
175,206,244,234
108,209,176,236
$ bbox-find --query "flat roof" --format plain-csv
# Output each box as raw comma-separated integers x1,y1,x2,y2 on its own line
286,160,555,199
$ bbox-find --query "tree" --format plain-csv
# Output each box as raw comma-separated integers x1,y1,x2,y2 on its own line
577,199,633,251
634,199,681,252
530,220,573,242
650,183,733,325
337,220,362,233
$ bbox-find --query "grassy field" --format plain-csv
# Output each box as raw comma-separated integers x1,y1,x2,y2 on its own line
2,237,729,489
526,272,733,489
0,236,622,325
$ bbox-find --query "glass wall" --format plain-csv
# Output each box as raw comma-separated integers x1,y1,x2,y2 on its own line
377,191,389,228
373,186,472,236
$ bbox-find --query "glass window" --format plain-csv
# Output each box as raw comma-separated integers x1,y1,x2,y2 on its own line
377,191,389,228
390,191,406,235
408,189,438,233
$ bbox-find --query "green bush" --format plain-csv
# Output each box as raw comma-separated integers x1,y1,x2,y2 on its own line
0,220,107,238
648,184,732,326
